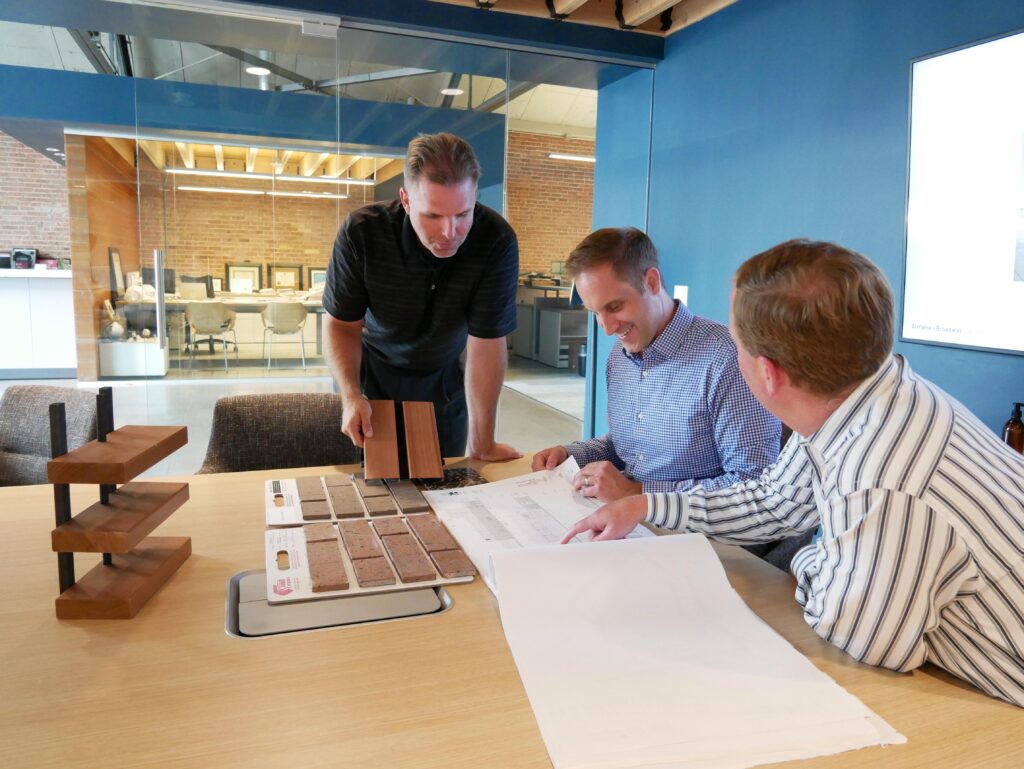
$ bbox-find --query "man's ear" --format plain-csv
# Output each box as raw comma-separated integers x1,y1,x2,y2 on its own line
644,267,662,295
760,356,789,397
398,186,410,212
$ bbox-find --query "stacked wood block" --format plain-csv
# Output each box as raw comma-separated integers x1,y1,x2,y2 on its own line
47,388,191,620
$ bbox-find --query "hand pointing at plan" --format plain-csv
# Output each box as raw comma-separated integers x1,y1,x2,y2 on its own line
560,494,648,544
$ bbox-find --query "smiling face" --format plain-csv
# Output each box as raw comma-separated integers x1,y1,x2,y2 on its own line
399,176,476,259
575,262,669,354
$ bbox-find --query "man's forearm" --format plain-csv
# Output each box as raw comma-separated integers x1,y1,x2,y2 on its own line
465,335,507,450
323,315,364,404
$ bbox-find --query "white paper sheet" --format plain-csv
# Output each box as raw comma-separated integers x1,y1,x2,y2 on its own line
492,535,905,769
423,458,652,593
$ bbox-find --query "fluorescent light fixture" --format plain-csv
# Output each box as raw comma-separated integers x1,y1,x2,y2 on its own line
245,65,272,76
440,87,464,96
165,167,374,185
548,153,595,163
46,147,61,152
176,185,264,195
268,191,349,199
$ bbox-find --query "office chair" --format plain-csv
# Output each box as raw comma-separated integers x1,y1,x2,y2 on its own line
185,302,238,371
261,302,308,370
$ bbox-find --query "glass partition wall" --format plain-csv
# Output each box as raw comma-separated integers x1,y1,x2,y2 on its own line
0,1,652,470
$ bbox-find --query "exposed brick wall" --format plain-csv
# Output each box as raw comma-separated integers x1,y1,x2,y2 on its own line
0,131,70,261
505,131,595,276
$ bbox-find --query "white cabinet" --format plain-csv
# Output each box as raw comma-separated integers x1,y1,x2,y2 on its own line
0,271,77,377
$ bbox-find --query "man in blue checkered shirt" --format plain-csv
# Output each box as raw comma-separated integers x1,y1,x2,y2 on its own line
534,227,782,527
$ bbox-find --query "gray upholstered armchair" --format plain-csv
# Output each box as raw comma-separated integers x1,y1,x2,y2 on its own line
0,385,97,486
198,393,361,474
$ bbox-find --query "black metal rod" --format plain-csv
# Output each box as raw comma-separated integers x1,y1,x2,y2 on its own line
49,403,75,592
100,482,116,505
103,553,113,566
97,386,114,441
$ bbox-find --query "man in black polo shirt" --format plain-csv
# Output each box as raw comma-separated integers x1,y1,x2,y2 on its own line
323,132,521,461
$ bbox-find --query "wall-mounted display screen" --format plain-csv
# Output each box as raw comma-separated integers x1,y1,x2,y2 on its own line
902,29,1024,354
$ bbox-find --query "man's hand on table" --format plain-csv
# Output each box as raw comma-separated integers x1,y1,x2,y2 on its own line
341,395,373,448
468,440,523,462
532,445,568,471
560,494,648,544
573,461,642,503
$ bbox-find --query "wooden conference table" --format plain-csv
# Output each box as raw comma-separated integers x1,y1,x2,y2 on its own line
1,457,1021,768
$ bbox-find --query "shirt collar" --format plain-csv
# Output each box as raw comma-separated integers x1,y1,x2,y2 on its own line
621,300,693,364
805,354,902,458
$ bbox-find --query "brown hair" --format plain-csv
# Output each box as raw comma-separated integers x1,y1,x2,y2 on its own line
404,132,481,187
733,239,894,396
566,227,660,292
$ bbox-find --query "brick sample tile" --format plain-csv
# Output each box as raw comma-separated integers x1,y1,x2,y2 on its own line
352,556,396,587
323,474,352,488
381,533,436,583
363,495,398,517
295,476,326,501
306,540,348,592
430,549,476,578
372,518,409,536
303,522,337,543
300,499,331,521
352,475,391,498
339,519,385,560
407,513,458,552
329,486,364,519
385,480,431,513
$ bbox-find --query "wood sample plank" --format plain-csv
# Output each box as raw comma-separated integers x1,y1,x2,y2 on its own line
407,513,458,552
51,482,189,554
430,549,477,578
300,500,331,521
302,523,337,543
48,425,189,484
381,533,435,583
328,486,364,518
295,476,326,501
363,496,398,517
402,402,444,479
54,536,191,619
385,480,431,513
351,556,395,587
364,399,400,480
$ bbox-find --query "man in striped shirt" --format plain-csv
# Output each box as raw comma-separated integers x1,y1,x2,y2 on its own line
563,239,1024,707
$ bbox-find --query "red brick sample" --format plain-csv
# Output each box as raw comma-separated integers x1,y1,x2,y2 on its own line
300,499,331,521
352,556,395,587
381,533,435,583
372,518,409,537
407,513,458,552
323,474,351,488
364,496,398,517
430,549,477,578
329,486,364,519
303,522,337,543
295,476,326,501
339,519,384,560
306,540,348,592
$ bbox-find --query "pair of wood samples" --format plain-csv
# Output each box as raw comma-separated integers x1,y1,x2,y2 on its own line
364,400,444,480
303,514,475,593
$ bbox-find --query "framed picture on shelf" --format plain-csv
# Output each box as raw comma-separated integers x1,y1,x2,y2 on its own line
108,247,124,297
225,262,263,294
267,263,303,291
308,267,327,289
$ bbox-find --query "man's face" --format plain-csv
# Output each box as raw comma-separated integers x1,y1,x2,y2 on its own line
575,263,664,355
399,177,476,259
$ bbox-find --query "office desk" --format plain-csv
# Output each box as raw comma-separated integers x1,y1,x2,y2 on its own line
1,458,1020,768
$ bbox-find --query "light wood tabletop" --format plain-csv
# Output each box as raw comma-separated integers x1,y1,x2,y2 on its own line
1,456,1021,769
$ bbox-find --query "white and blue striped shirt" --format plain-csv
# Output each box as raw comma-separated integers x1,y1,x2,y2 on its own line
647,355,1024,706
566,302,780,492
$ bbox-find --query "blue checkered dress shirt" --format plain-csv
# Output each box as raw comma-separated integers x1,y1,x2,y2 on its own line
565,302,780,493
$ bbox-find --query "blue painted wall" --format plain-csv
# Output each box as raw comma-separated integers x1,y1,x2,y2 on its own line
636,0,1024,433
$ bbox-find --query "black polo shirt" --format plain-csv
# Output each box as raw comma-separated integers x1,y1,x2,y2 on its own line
323,199,518,372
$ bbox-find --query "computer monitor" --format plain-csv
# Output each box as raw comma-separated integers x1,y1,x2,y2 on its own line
142,267,176,294
180,274,213,298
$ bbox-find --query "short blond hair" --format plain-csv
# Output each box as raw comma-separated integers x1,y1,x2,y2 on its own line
565,227,659,293
404,132,481,187
733,239,894,396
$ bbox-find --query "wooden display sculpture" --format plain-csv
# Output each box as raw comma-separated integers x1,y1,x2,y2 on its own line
363,400,444,481
47,387,191,619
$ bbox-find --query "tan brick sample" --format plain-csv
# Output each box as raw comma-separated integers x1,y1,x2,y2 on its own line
300,499,331,521
352,556,395,587
306,540,348,592
329,486,364,519
323,474,351,488
407,513,458,552
339,519,384,560
352,475,391,498
385,480,431,513
295,476,326,501
430,549,476,578
381,533,435,583
302,523,336,543
363,495,398,517
372,518,409,536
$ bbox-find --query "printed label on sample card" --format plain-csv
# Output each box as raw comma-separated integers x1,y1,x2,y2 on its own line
265,479,304,526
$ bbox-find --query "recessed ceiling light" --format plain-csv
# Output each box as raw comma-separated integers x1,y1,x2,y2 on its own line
440,88,464,96
548,153,596,163
245,65,271,76
46,147,61,152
